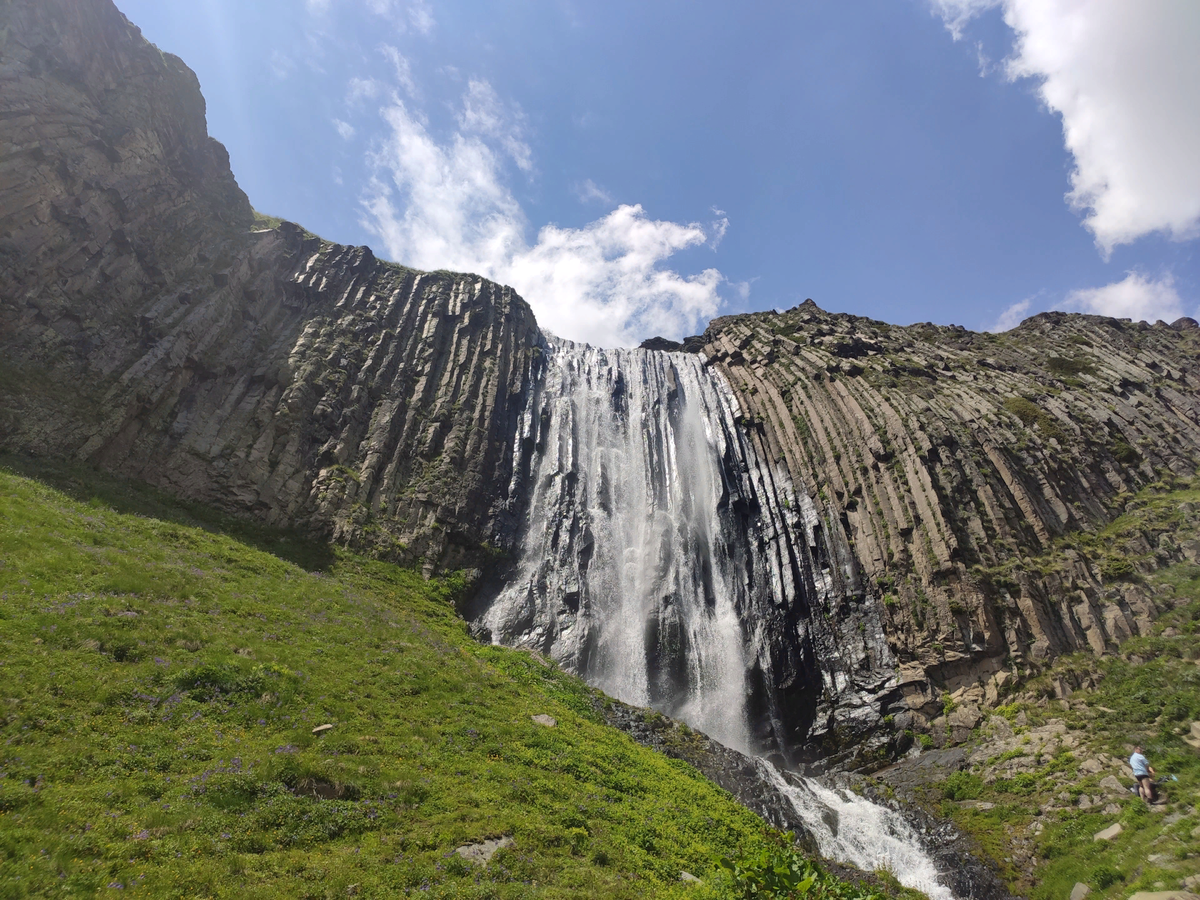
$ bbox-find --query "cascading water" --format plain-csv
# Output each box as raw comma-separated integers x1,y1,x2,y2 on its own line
483,337,821,752
480,336,952,897
756,761,954,900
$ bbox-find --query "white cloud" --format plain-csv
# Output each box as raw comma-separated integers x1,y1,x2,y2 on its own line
333,118,356,140
346,77,383,107
930,0,1000,40
360,83,727,347
379,46,417,97
707,211,729,249
311,0,433,35
575,179,612,205
407,0,435,36
458,80,532,172
987,298,1031,332
269,49,294,80
932,0,1200,256
1065,272,1188,323
733,279,756,302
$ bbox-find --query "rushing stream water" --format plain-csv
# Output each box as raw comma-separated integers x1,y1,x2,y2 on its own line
481,337,953,897
756,761,954,900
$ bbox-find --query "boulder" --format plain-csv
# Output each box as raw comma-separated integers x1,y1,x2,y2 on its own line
1099,775,1126,795
455,836,514,865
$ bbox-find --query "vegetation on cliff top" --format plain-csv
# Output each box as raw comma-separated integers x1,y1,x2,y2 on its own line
0,457,884,899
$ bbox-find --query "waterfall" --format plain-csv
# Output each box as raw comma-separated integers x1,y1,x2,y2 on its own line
756,761,954,900
479,337,949,896
484,336,835,752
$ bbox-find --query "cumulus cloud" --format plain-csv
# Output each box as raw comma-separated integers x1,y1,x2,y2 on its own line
933,0,1200,256
333,118,356,140
1065,272,1188,323
988,298,1031,332
360,80,727,347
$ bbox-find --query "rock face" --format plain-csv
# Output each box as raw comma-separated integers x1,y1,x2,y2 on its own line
0,0,542,571
696,302,1200,732
473,338,895,763
7,0,1200,767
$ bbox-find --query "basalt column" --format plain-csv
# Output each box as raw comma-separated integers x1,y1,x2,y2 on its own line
475,338,898,760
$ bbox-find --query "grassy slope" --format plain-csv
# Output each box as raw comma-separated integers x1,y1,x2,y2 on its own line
876,481,1200,900
0,460,809,899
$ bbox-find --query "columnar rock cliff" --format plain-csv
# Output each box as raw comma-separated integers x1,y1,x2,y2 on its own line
0,0,542,571
6,0,1200,763
691,304,1200,736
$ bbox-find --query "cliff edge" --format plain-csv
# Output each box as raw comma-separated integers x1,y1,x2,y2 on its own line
0,0,542,572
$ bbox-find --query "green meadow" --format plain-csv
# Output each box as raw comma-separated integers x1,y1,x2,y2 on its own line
0,458,882,900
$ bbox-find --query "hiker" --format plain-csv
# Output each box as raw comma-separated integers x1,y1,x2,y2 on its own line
1129,745,1156,803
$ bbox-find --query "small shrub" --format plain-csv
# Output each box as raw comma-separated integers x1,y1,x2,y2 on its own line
1099,556,1135,582
942,771,984,801
1003,397,1067,443
1092,864,1123,889
1111,440,1140,465
175,662,265,701
1046,356,1096,378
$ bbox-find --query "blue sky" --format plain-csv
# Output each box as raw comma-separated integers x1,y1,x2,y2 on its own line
117,0,1199,346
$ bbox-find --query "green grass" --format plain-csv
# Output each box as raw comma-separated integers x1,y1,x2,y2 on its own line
0,462,884,899
884,478,1200,900
938,583,1200,899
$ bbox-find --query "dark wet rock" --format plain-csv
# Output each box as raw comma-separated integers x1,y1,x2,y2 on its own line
605,699,1015,900
875,748,970,797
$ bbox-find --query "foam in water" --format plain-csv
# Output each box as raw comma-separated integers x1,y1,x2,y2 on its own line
756,760,953,900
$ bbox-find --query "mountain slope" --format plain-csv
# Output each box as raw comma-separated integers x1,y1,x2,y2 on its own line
6,0,1200,769
0,456,846,898
0,0,540,575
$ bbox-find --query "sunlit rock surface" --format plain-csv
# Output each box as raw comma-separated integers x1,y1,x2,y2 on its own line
697,303,1200,735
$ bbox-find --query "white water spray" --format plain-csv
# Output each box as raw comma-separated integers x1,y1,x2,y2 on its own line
756,760,953,900
485,338,763,749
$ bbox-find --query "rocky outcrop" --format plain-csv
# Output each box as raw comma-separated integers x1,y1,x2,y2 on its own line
697,301,1200,734
7,0,1200,767
472,338,897,763
0,0,542,571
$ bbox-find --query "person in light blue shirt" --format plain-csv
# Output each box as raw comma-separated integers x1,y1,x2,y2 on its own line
1129,745,1156,802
